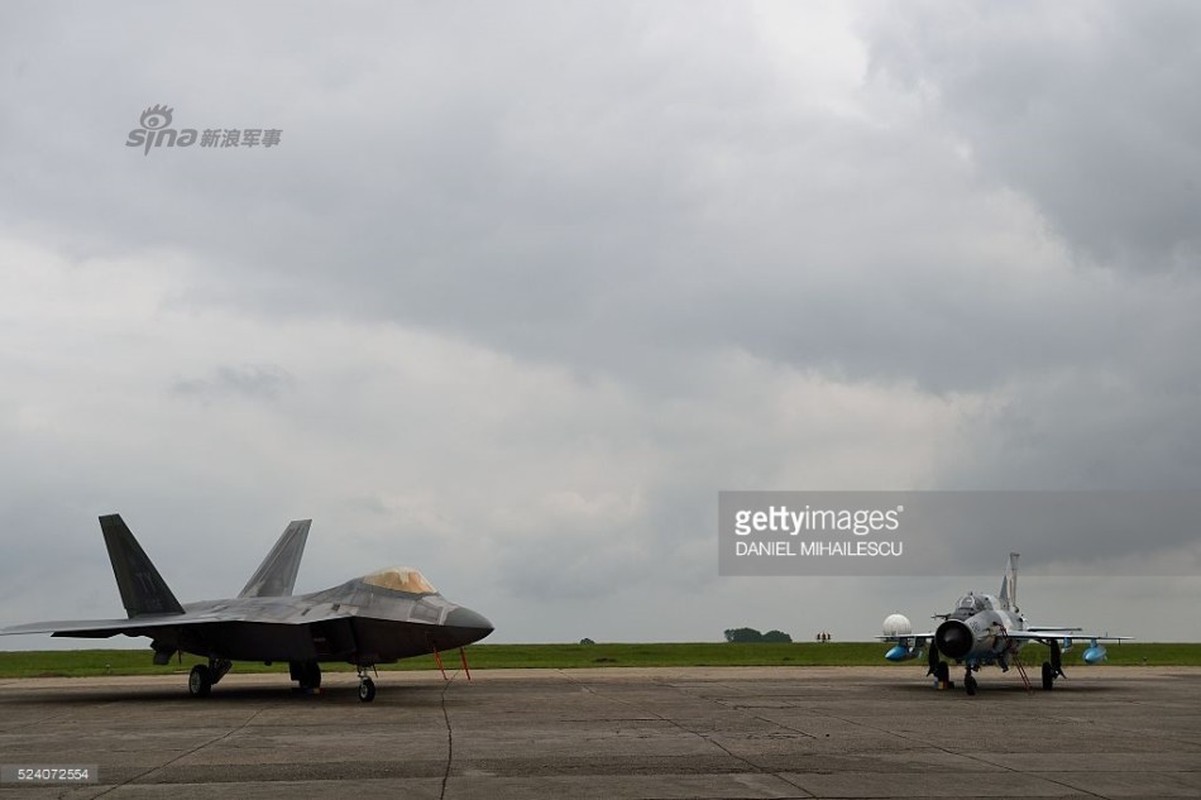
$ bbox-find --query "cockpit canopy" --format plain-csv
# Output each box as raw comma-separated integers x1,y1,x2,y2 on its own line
362,566,438,595
955,592,997,614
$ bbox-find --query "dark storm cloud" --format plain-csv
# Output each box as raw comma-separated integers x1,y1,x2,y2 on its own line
864,1,1201,270
850,1,1201,502
6,1,1190,397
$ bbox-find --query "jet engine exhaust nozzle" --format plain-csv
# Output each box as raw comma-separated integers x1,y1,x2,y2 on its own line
934,619,973,660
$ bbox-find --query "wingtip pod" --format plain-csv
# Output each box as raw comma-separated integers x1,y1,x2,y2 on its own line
99,514,185,618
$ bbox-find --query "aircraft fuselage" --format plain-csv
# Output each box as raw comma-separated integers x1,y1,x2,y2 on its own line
934,594,1025,668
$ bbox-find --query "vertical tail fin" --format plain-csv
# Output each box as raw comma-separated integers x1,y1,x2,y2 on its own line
238,519,311,598
999,551,1019,611
99,514,185,617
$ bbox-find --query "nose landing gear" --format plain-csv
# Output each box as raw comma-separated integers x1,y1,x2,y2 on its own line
357,665,377,703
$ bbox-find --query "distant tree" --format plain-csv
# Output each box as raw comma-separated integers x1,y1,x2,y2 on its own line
724,627,764,643
579,637,595,645
762,630,792,643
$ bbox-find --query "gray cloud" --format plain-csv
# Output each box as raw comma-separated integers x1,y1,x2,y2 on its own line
1,1,1199,646
864,1,1201,270
171,365,295,402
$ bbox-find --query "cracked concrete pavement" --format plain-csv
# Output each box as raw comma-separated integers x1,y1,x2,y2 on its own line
1,666,1199,798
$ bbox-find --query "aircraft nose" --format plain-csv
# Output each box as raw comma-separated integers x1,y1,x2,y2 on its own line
445,606,494,636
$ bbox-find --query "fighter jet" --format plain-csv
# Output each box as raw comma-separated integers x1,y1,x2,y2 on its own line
0,514,494,702
878,553,1128,695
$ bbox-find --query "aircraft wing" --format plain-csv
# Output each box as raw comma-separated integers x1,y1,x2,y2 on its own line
877,629,1130,643
877,632,935,642
0,603,357,639
0,615,188,638
1004,630,1132,642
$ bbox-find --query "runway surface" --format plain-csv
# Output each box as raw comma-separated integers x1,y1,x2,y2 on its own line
1,666,1199,798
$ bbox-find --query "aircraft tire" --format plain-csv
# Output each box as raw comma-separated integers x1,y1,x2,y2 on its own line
964,674,977,696
291,661,321,690
358,677,376,703
189,664,213,698
1041,661,1054,690
934,661,950,684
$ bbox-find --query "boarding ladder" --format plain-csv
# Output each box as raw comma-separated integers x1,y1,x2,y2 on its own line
1000,625,1033,692
1011,654,1034,692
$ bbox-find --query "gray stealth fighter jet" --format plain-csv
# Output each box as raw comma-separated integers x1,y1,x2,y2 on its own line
0,515,494,702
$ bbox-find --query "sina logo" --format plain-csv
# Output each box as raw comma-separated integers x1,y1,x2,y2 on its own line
125,104,197,155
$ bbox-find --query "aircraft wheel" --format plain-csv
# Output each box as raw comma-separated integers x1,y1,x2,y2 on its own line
964,673,977,696
934,661,950,684
189,664,213,698
291,661,322,690
1041,661,1055,690
358,677,376,703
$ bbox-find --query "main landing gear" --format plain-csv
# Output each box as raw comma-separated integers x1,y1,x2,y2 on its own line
927,645,953,689
289,661,322,692
357,665,376,703
1041,639,1066,691
188,658,232,698
1041,661,1056,690
927,647,978,695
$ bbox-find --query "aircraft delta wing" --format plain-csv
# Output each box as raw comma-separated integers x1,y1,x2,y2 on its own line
0,514,493,702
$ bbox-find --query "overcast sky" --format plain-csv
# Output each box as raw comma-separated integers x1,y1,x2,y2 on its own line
2,1,1199,650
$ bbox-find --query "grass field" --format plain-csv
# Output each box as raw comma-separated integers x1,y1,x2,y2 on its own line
1,642,1198,679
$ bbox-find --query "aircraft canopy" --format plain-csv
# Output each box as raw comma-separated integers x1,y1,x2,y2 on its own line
956,593,987,613
363,566,438,595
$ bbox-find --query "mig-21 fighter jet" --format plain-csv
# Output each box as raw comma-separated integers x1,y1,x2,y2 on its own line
879,553,1128,695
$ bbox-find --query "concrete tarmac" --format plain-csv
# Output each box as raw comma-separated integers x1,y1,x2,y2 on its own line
1,666,1199,799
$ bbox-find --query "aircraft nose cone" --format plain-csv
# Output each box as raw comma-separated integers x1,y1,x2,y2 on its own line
446,606,494,636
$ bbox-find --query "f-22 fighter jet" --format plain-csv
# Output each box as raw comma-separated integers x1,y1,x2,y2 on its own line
879,553,1129,695
0,515,494,702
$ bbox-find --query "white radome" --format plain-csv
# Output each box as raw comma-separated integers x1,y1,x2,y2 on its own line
882,613,912,637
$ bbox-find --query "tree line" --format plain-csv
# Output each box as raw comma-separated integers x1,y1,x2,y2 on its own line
723,627,792,643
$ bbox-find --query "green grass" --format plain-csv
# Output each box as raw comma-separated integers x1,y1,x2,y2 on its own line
1,642,1198,679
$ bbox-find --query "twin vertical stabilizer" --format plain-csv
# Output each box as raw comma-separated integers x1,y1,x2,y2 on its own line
99,514,312,618
239,520,312,598
99,514,185,617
